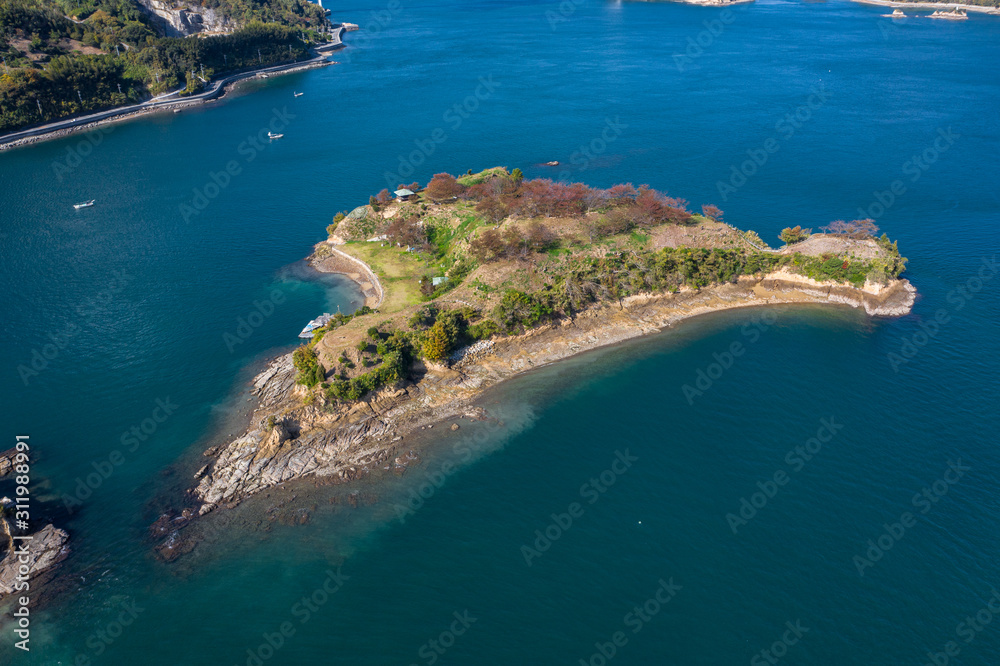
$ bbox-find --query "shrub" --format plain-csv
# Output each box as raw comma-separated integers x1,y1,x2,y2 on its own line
779,226,811,245
468,319,500,340
293,346,324,387
493,289,551,333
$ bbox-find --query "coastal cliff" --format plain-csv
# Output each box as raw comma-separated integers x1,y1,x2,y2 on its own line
176,168,915,536
135,0,236,36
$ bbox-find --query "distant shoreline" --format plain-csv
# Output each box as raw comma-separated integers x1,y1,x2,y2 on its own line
852,0,1000,14
0,32,346,152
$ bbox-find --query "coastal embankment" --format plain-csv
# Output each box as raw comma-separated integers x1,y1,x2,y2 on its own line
0,28,346,152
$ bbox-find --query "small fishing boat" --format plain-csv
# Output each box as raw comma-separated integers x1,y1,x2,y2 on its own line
268,132,284,139
173,108,182,113
294,92,304,97
299,314,332,339
73,199,95,209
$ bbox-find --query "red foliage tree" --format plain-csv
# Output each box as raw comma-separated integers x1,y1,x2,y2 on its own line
425,173,464,201
607,183,638,206
701,204,724,221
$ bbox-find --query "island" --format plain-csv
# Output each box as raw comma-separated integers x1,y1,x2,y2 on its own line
168,167,913,541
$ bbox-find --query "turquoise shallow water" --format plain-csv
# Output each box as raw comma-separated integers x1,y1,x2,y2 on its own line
1,0,999,663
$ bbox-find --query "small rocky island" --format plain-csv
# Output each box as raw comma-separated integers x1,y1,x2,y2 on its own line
171,168,913,543
0,454,71,603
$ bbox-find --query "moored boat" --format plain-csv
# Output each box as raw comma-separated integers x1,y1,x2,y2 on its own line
299,314,333,339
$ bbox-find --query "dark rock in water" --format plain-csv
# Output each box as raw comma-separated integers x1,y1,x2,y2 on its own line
0,524,70,598
155,530,196,562
0,448,19,477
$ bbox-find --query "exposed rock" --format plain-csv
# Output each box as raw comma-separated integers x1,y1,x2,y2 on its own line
189,271,915,515
0,448,16,477
135,0,235,37
0,524,70,598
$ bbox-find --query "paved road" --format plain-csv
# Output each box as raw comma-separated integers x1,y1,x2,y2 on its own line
0,34,343,147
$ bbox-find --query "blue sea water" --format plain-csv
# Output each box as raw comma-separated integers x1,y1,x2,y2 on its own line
1,0,999,663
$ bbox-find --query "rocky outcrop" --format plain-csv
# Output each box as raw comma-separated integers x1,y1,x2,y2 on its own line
189,271,914,515
0,524,70,598
135,0,235,37
759,269,917,316
0,449,16,477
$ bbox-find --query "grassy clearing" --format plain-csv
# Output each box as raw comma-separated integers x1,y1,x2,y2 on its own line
338,242,430,312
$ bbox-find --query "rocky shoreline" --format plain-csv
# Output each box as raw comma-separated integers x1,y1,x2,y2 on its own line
852,0,1000,14
0,523,70,600
184,262,915,521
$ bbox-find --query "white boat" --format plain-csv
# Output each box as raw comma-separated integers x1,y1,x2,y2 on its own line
299,313,333,338
268,132,284,139
294,92,304,97
73,199,95,209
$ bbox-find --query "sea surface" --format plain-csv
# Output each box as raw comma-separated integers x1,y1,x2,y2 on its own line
1,0,999,663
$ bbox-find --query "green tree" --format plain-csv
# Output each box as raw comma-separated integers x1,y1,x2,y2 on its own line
422,321,451,360
779,226,810,245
